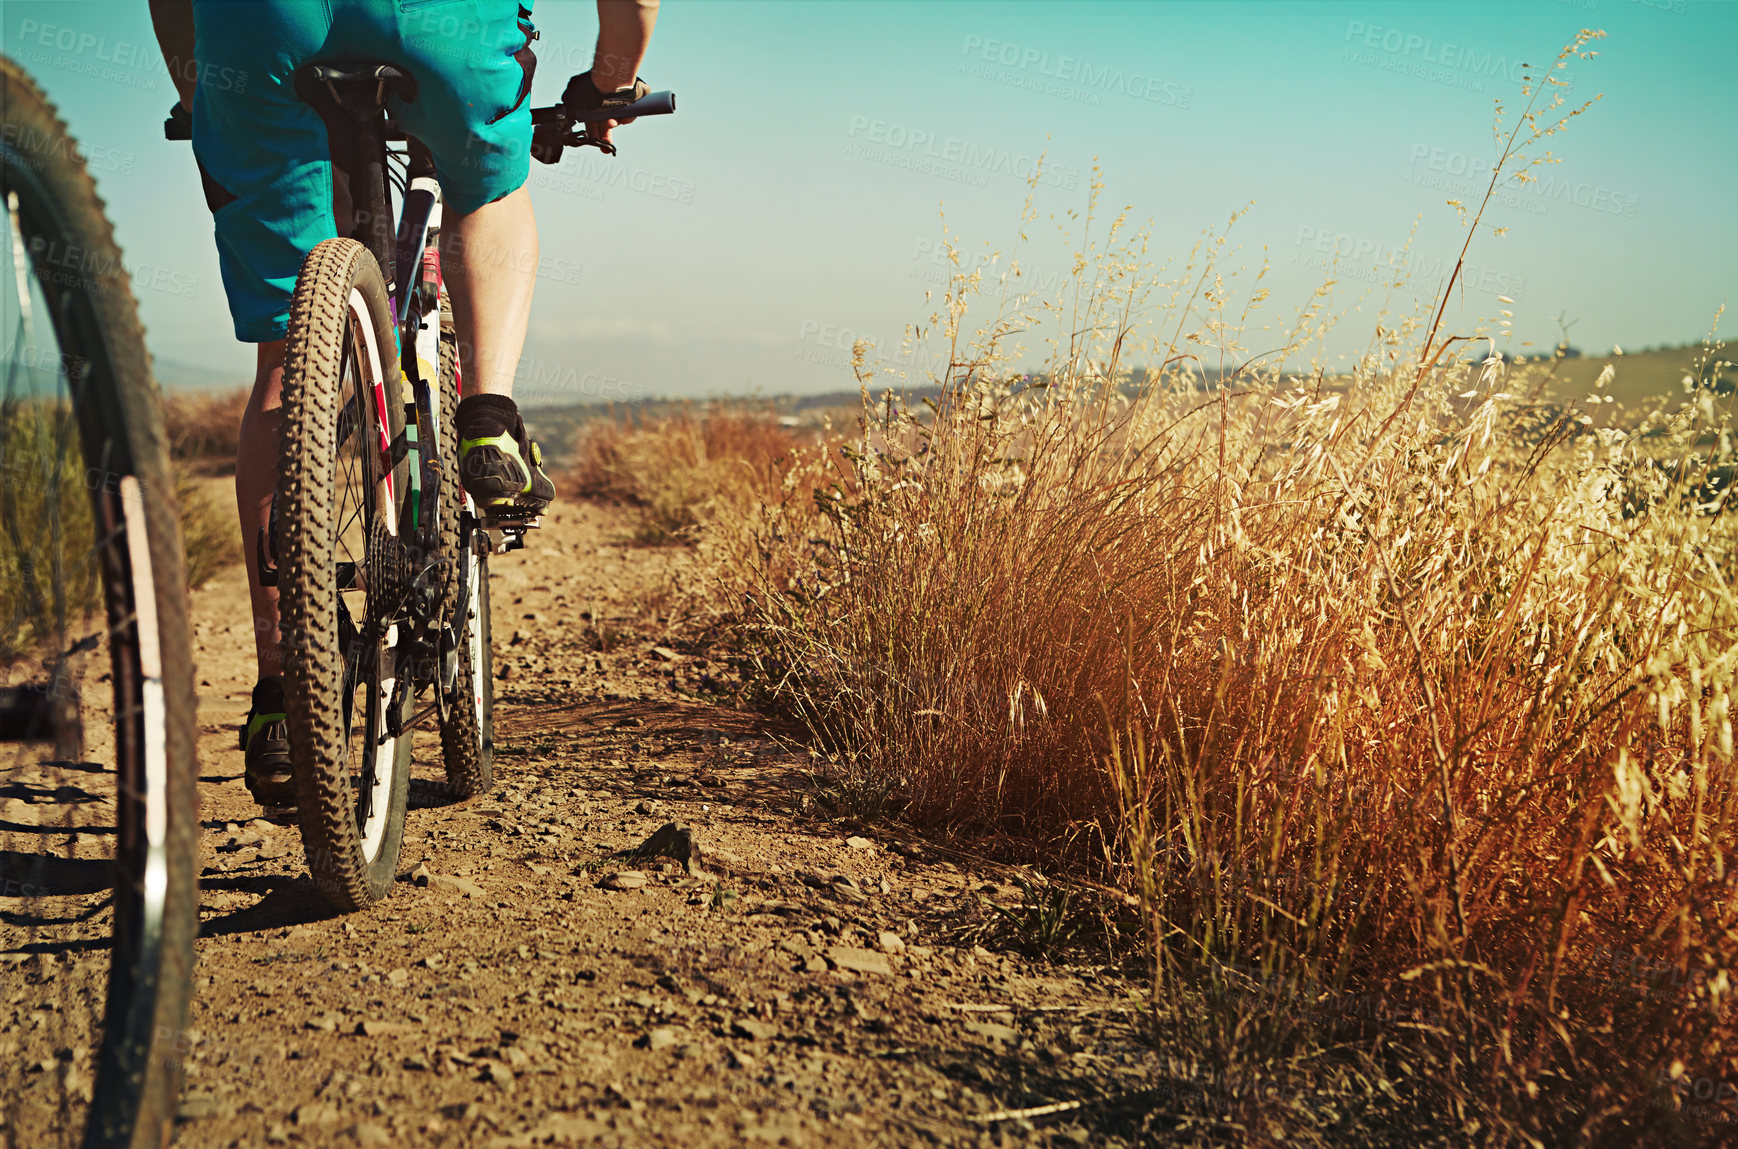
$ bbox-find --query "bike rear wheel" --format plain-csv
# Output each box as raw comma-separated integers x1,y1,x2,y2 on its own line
434,293,493,797
0,56,198,1149
276,238,412,911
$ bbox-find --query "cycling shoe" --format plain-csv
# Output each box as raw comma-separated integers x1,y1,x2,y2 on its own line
455,393,555,516
241,676,296,821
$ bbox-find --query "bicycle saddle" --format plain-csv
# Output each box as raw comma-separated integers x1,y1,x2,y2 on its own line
293,62,418,111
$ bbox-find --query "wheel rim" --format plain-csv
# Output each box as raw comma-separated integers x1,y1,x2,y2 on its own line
466,512,486,750
334,287,401,865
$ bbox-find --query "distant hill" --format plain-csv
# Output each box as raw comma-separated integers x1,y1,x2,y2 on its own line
517,341,1734,465
153,356,252,391
1528,343,1735,406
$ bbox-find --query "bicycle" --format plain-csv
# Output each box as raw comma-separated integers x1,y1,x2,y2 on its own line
167,66,674,911
1,56,200,1149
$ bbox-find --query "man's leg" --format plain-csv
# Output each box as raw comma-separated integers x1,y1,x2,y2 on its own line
442,185,554,512
235,339,295,816
237,339,285,675
443,184,536,398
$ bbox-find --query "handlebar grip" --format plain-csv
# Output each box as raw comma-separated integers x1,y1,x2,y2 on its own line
616,91,675,118
567,90,676,121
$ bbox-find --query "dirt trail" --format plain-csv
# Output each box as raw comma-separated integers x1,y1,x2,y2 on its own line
169,503,1159,1148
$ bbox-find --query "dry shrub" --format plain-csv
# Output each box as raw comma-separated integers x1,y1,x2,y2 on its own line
567,404,810,545
161,387,246,465
174,466,239,590
0,399,100,665
2,406,237,670
735,34,1738,1143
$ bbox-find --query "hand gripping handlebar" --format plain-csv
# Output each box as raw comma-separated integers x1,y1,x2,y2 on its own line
530,90,676,163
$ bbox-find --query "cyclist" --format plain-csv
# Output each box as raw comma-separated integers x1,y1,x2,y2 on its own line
148,0,659,816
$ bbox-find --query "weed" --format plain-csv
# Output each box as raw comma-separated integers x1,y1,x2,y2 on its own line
986,876,1079,960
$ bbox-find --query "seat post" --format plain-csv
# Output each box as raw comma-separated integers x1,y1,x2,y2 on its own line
348,108,393,293
293,62,418,297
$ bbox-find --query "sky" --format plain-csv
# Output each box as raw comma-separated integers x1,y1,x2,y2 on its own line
4,0,1734,403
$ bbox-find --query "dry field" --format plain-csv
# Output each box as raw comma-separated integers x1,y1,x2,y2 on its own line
572,35,1738,1145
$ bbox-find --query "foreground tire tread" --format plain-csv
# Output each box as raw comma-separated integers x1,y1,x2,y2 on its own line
1,56,199,1149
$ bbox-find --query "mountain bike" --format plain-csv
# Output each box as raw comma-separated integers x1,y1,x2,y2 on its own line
1,56,199,1149
168,66,675,910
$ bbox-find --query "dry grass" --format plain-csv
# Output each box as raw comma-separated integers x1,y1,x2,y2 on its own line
694,34,1738,1144
2,394,239,669
174,466,239,590
565,404,815,545
0,399,100,666
157,388,250,586
161,386,246,468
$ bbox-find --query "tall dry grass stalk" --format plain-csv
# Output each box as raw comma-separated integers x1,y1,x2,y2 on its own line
730,32,1737,1141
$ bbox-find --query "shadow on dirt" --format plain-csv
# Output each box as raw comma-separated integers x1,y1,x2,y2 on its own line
196,874,342,936
409,778,464,811
0,847,113,899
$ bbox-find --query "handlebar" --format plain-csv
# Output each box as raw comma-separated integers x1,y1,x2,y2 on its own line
530,90,676,163
551,90,676,122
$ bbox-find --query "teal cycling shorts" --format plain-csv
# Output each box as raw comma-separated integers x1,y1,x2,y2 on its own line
191,0,537,342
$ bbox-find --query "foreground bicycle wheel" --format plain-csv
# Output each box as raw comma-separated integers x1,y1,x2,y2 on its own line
0,56,198,1148
276,239,412,911
433,291,493,797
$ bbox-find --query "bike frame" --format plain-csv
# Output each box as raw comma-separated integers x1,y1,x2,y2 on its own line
353,111,476,734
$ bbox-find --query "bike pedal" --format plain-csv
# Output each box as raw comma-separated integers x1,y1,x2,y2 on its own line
480,514,540,556
478,513,541,530
483,507,542,524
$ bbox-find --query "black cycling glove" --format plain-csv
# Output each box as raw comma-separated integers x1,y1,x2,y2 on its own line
561,70,648,120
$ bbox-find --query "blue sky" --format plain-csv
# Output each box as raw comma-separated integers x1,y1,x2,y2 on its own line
5,0,1733,401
